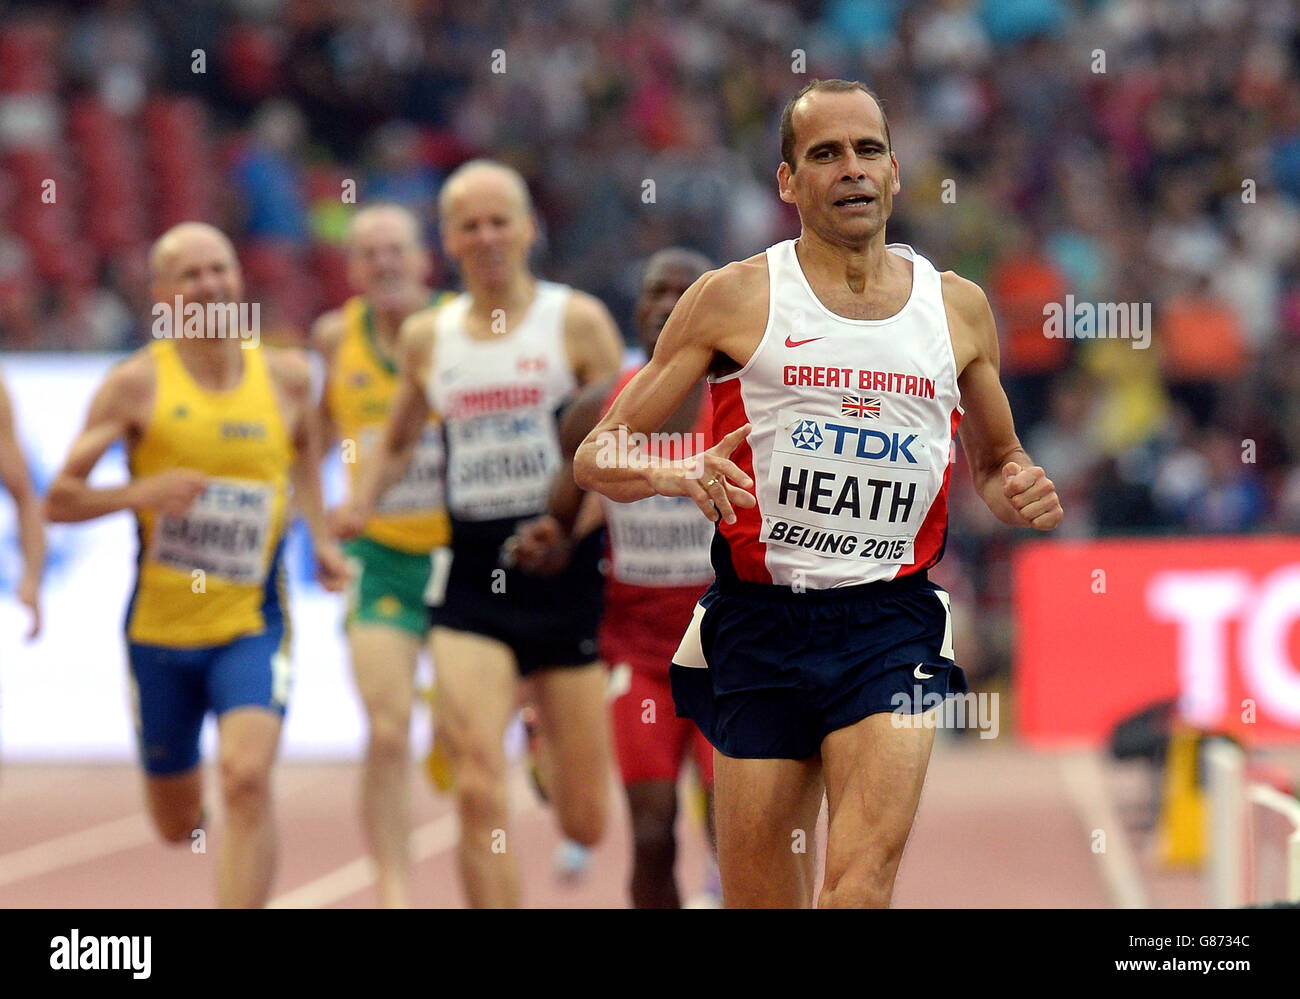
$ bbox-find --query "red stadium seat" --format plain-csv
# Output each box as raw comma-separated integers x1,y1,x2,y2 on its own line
421,128,476,172
310,245,351,310
141,98,219,235
0,23,58,95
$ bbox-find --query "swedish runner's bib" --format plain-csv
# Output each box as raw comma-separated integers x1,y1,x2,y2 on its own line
151,477,275,584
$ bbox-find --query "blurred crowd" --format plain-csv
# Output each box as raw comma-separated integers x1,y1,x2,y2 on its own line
0,0,1298,681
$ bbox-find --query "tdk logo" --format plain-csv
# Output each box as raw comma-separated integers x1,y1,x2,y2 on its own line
824,422,919,463
204,482,268,512
791,420,823,450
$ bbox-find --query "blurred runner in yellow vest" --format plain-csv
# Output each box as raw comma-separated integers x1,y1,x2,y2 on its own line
313,203,452,907
47,222,348,908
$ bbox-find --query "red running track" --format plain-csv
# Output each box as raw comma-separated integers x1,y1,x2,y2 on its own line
1,738,1216,908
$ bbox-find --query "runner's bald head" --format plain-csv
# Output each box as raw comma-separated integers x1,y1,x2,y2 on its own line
637,247,714,354
642,248,712,289
438,159,534,223
780,78,892,171
348,203,424,252
149,222,238,282
346,202,431,306
149,221,242,306
437,160,538,288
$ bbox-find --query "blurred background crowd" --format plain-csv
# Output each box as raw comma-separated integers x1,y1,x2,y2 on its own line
0,0,1296,686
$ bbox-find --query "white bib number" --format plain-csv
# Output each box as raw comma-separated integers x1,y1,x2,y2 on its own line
607,495,714,587
764,408,933,564
367,425,447,516
447,410,559,520
151,477,274,584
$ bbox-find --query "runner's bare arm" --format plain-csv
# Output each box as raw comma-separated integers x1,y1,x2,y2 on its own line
340,312,432,533
549,377,614,530
46,355,205,522
271,348,350,591
309,309,346,451
573,268,756,522
272,349,330,541
563,292,624,387
509,378,613,575
946,274,1063,530
0,374,45,637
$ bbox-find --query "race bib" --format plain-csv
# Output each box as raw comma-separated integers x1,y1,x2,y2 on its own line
151,477,275,584
446,410,559,521
367,425,447,516
762,408,934,564
606,495,715,587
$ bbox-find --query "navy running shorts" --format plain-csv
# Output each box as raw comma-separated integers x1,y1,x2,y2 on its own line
669,571,968,760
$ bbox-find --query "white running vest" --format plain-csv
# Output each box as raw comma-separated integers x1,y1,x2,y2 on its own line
711,240,963,588
427,282,578,522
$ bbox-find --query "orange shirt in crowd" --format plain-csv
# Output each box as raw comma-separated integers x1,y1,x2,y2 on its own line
1158,293,1248,382
990,251,1069,375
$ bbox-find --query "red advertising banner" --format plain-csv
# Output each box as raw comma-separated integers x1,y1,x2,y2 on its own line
1014,537,1300,747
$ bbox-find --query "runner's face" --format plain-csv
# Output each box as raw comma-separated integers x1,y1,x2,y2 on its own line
348,212,429,312
156,232,243,311
441,176,536,288
778,90,899,247
636,260,703,355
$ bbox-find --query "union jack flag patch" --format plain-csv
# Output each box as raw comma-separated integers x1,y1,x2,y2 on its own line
840,395,882,419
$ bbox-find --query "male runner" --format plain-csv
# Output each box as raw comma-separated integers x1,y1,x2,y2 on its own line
338,160,623,907
575,80,1063,908
0,371,44,640
47,222,348,908
313,203,452,908
516,247,719,908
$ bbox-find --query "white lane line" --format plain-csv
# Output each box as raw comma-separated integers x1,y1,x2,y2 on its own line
0,768,98,807
0,767,333,892
268,769,543,909
268,813,461,909
0,814,154,890
1059,750,1149,909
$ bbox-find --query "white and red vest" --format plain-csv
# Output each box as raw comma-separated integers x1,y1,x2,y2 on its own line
710,239,963,589
427,282,577,523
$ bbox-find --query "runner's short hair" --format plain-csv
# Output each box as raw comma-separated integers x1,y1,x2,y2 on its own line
780,79,892,170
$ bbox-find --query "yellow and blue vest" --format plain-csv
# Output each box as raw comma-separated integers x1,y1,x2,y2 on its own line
127,340,291,648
